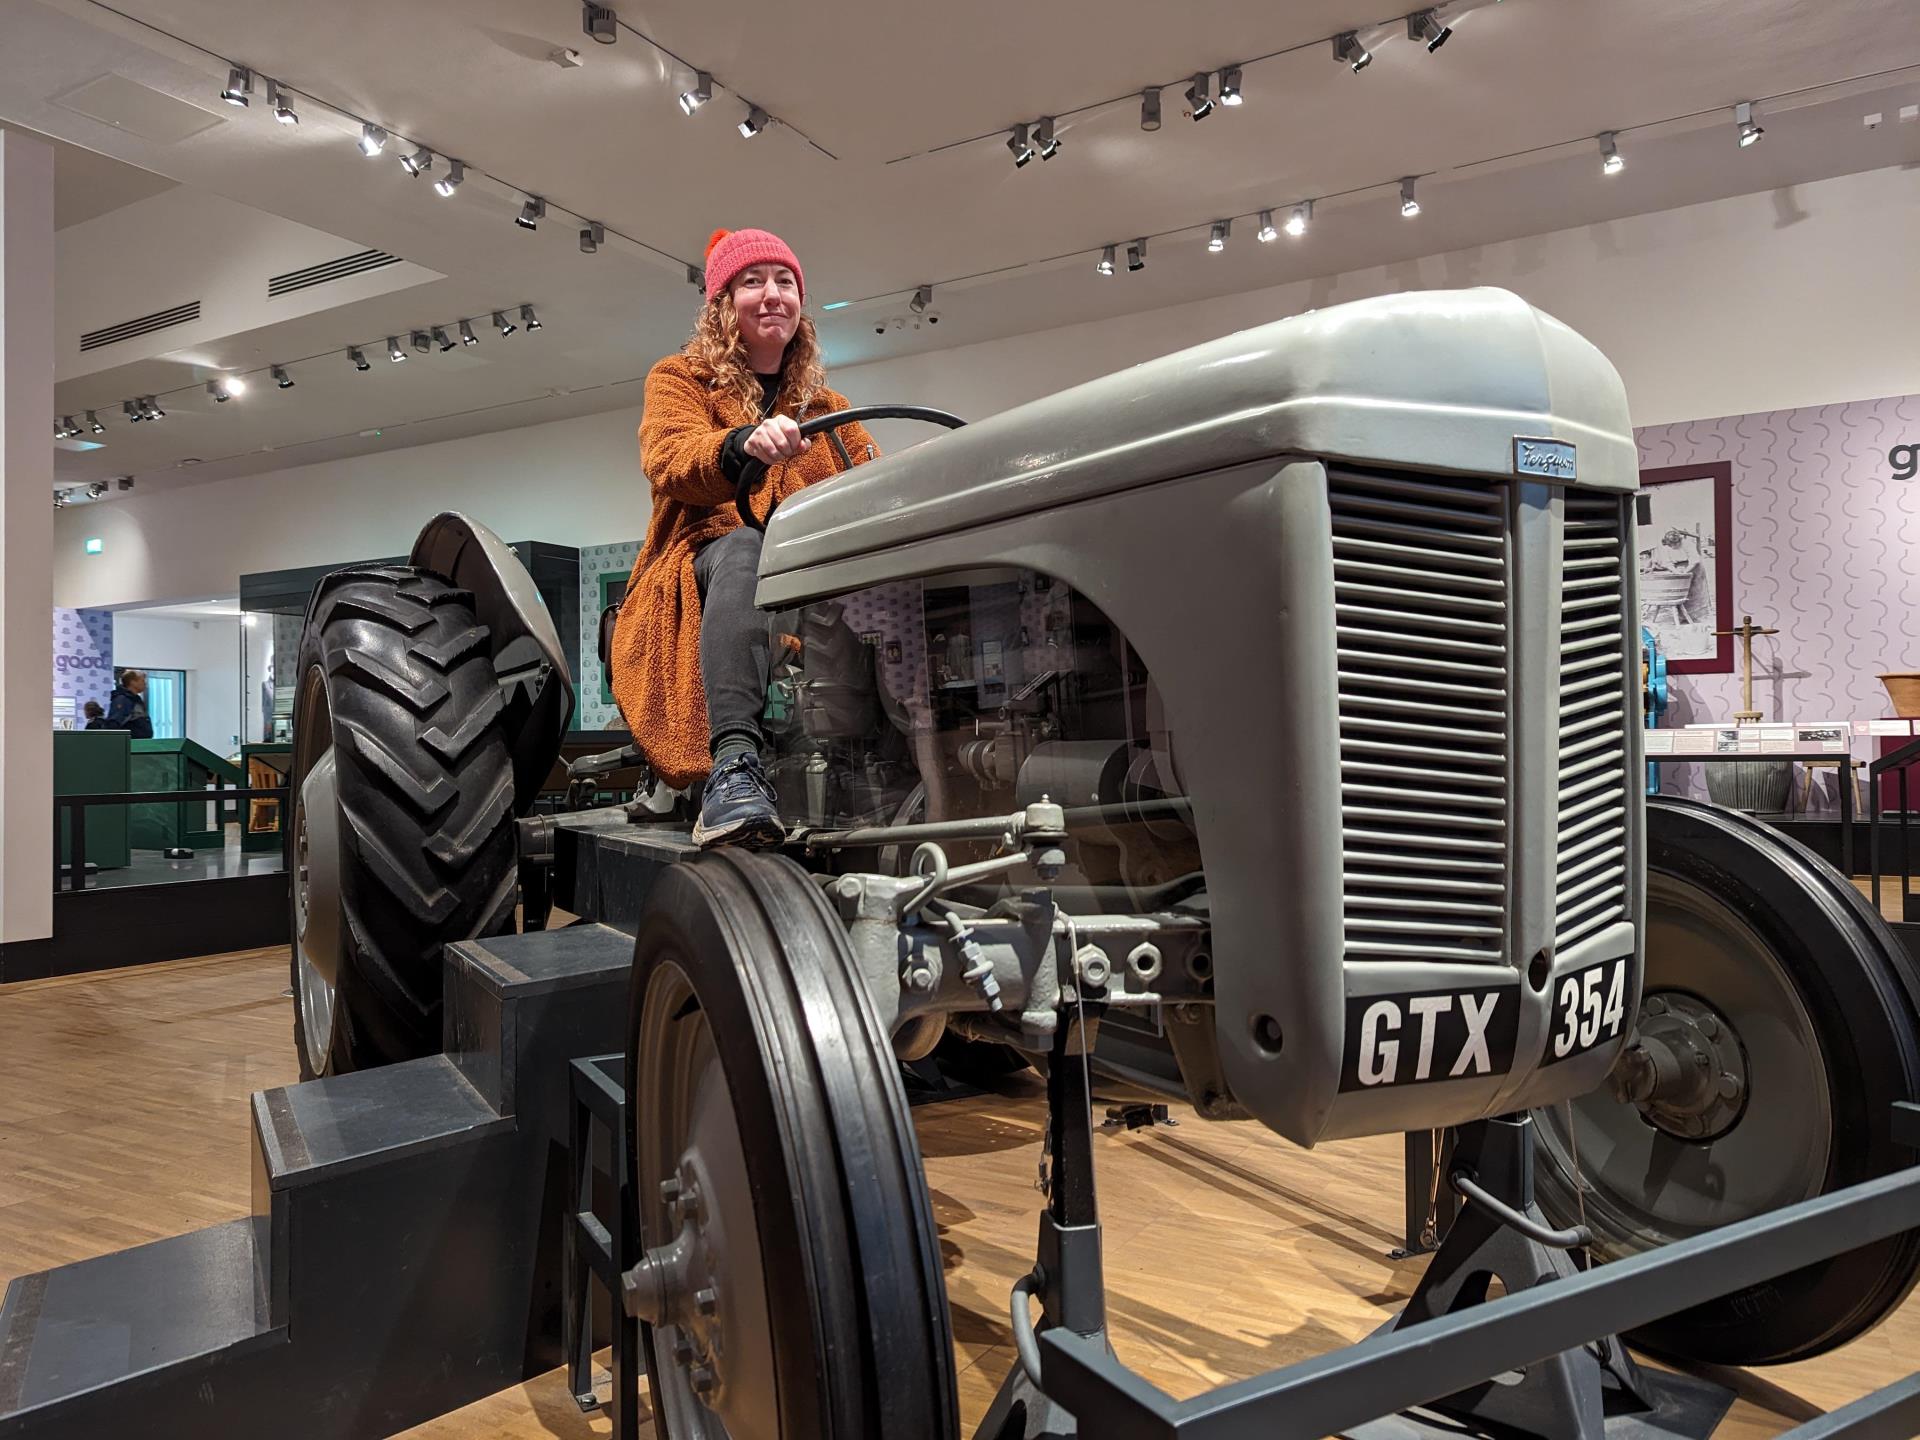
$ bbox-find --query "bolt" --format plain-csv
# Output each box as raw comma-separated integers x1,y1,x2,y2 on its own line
659,1176,683,1206
905,964,936,993
673,1336,694,1366
1075,947,1112,989
675,1183,702,1223
836,874,862,899
690,1364,716,1398
1697,1012,1720,1039
1717,1073,1744,1101
696,1286,718,1315
1693,1049,1711,1069
1644,996,1667,1017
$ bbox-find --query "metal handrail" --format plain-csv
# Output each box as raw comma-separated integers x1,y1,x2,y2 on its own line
54,785,290,893
1040,1103,1920,1439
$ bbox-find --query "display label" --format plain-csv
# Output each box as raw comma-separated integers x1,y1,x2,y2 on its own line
1541,954,1632,1066
1513,437,1577,479
1339,983,1519,1091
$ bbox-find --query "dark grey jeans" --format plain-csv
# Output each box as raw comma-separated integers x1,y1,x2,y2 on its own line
693,526,770,755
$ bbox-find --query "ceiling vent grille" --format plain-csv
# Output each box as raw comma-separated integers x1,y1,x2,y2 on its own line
79,300,201,352
267,249,401,298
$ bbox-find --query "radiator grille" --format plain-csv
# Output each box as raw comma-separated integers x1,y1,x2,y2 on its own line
79,301,200,352
1333,470,1511,964
1554,493,1633,949
267,249,401,298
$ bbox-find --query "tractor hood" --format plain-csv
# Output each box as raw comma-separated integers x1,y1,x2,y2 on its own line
759,287,1633,597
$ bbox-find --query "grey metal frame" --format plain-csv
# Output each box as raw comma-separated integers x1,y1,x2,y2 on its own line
1035,1103,1920,1440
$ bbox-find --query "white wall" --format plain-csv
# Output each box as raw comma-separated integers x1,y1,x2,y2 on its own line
53,163,1920,612
111,612,243,754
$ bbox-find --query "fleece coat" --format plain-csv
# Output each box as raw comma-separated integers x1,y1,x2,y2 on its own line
610,352,878,789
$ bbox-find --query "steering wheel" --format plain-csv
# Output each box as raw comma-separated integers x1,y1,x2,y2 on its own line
734,405,966,531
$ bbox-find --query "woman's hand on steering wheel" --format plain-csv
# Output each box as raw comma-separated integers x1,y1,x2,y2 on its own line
743,414,810,466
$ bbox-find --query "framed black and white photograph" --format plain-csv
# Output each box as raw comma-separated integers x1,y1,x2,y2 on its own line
1637,462,1734,675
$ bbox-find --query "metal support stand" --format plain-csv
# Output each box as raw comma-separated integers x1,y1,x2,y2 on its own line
564,1055,642,1440
1361,1114,1728,1440
976,1010,1108,1440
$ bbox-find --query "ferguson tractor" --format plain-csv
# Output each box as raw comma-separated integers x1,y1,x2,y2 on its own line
288,289,1920,1438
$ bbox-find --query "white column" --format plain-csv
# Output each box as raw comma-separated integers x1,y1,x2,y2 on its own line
0,131,55,944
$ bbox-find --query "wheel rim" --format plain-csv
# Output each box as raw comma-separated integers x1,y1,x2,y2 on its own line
636,959,780,1440
1537,870,1833,1250
291,664,342,1075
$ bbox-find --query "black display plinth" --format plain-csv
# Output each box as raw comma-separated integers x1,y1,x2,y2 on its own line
0,924,634,1440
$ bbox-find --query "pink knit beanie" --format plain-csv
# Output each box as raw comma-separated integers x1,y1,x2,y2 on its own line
704,228,804,301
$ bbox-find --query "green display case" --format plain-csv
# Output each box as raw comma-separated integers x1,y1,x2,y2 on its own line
241,743,293,853
129,739,245,852
54,730,131,870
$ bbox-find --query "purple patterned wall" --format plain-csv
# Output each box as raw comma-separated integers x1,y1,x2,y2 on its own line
1635,392,1920,728
52,607,115,722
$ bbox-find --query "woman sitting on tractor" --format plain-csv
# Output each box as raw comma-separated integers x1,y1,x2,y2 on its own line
610,227,879,848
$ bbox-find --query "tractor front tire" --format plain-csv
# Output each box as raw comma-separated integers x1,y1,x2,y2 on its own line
290,565,518,1078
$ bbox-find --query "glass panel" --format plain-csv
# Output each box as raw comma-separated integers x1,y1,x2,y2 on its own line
133,667,186,739
762,568,1199,913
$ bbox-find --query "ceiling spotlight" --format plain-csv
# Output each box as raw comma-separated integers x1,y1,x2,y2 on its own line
679,71,712,115
582,3,617,44
272,365,293,389
459,320,479,346
358,123,388,157
1599,131,1624,175
516,196,545,229
411,330,431,354
1408,9,1452,52
1096,245,1116,276
1218,66,1244,107
1007,122,1034,167
88,480,110,500
1286,199,1313,237
123,400,141,423
1735,101,1763,147
220,67,252,107
519,304,542,331
1127,237,1147,272
267,79,298,125
52,491,69,508
86,410,105,434
207,381,230,403
1256,210,1277,243
1208,219,1230,253
1334,31,1372,72
738,104,769,139
118,476,134,491
388,336,406,363
145,397,165,419
433,327,455,353
55,416,76,439
1186,72,1213,120
686,264,704,290
493,310,517,337
909,286,933,315
580,220,604,253
433,159,465,197
399,147,433,176
348,347,370,372
1400,176,1422,217
1140,87,1162,131
1035,116,1060,160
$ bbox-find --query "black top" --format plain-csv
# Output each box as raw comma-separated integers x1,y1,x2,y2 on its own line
718,372,784,485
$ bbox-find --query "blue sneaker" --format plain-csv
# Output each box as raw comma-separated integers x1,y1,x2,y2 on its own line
693,751,785,849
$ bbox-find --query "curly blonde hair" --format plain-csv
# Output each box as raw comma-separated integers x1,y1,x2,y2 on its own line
684,287,828,423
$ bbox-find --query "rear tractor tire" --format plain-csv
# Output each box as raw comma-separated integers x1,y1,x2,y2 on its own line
289,565,518,1078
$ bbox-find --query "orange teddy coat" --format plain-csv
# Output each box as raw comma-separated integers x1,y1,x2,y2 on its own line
610,353,879,790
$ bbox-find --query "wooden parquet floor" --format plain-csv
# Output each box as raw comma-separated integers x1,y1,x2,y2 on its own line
2,947,1914,1438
